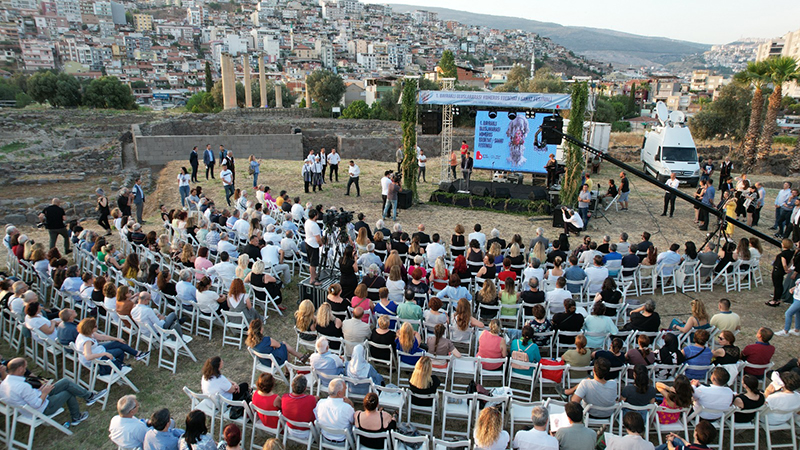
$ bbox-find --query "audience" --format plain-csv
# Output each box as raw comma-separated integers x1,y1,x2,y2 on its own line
109,395,149,448
143,408,184,449
353,392,396,449
474,406,509,450
314,378,355,442
178,410,216,450
281,376,318,439
555,402,597,450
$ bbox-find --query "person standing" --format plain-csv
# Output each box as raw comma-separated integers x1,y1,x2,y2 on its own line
203,144,215,180
461,150,473,185
327,148,340,182
40,198,70,254
771,182,792,231
776,188,798,239
221,164,234,206
319,148,327,184
312,156,323,192
545,153,557,187
449,149,458,179
177,167,191,207
117,187,132,218
417,149,427,183
383,175,400,222
346,160,360,197
189,146,199,182
302,160,313,193
719,156,733,189
224,151,236,185
662,172,680,217
248,155,260,188
381,170,392,212
619,172,630,211
395,147,404,173
96,188,112,236
218,145,228,166
132,178,145,224
700,158,714,183
577,184,591,227
304,209,323,286
698,180,715,231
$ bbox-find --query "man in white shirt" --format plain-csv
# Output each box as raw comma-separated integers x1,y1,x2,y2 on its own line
327,148,341,182
662,172,681,217
216,234,239,259
261,241,291,284
309,337,345,378
577,241,601,266
220,163,234,206
304,209,323,285
341,307,371,355
616,232,630,255
417,149,427,182
263,224,282,245
770,181,792,231
8,281,28,318
545,277,572,314
232,211,250,241
425,233,446,266
468,224,486,249
562,207,584,236
357,243,382,269
209,252,237,286
692,367,734,420
656,243,682,275
0,357,105,426
584,255,609,293
380,170,393,212
130,292,183,338
24,301,59,342
109,395,150,449
260,211,277,228
512,405,559,450
281,230,300,259
345,160,360,197
314,378,355,442
291,197,306,222
764,371,800,425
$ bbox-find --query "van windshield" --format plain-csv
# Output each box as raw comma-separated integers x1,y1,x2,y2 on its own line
661,146,697,162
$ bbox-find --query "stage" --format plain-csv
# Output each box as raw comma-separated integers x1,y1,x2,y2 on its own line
429,179,554,215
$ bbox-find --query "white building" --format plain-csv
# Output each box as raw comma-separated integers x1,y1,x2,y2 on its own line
186,6,203,27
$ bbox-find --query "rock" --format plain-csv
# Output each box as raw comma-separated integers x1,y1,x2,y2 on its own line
4,214,26,225
24,198,36,206
25,213,39,224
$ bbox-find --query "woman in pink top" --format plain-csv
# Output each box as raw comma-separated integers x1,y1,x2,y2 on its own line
194,247,213,271
350,283,372,324
477,319,507,370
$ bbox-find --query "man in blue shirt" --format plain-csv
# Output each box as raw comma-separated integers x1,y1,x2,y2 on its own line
142,408,184,450
563,255,586,294
56,309,79,346
203,144,215,180
698,180,715,231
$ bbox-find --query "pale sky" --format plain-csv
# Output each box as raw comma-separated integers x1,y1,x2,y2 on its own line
369,0,800,44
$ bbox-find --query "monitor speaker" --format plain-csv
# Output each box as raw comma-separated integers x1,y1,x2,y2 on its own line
541,114,563,145
397,189,413,209
493,187,511,199
552,209,564,228
528,186,548,201
438,181,456,193
470,186,489,197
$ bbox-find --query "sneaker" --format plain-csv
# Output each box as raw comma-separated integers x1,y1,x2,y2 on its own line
790,330,800,336
86,389,107,406
135,351,150,362
775,330,789,337
70,411,89,426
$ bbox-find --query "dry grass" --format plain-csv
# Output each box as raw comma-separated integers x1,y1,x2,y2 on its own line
0,155,797,448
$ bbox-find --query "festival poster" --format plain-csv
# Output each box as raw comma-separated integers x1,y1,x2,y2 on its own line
472,110,555,174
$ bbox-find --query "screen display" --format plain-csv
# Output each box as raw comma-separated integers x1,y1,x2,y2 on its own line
472,110,555,174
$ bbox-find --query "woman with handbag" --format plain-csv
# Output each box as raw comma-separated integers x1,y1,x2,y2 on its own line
248,155,260,188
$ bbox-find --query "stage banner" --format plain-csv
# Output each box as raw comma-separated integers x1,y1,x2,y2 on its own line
472,111,556,174
417,91,571,110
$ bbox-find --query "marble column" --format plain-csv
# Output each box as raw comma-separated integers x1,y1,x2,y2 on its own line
243,55,252,108
275,85,283,108
221,53,237,110
258,54,267,108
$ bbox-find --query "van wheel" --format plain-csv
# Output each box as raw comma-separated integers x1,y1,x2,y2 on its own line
642,163,648,176
657,174,667,183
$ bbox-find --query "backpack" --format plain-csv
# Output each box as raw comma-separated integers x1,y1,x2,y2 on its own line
511,341,534,370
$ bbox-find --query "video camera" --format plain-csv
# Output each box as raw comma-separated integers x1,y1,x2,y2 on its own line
322,208,354,229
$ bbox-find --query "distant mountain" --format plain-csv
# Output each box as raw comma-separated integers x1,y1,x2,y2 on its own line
388,4,711,67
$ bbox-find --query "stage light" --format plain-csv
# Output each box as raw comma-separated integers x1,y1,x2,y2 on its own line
453,106,460,115
525,111,536,119
488,110,497,119
469,108,477,118
508,111,517,120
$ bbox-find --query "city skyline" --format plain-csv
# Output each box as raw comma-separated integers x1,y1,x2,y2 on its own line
369,0,800,45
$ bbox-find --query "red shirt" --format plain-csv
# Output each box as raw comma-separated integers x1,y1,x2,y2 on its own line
497,270,517,284
741,342,775,376
281,393,317,430
252,391,279,428
460,144,468,155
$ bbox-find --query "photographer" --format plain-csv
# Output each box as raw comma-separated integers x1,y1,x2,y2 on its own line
39,198,71,255
382,174,401,222
562,207,584,237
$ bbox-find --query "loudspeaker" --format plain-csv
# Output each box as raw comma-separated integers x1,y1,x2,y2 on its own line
470,186,489,197
542,114,563,145
397,189,413,209
493,187,511,199
438,181,456,193
528,186,548,201
421,110,442,135
552,209,564,228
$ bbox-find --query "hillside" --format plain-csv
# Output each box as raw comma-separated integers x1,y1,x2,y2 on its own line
389,4,710,67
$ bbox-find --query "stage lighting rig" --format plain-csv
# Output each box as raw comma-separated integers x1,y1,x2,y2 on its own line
488,110,497,119
508,111,517,120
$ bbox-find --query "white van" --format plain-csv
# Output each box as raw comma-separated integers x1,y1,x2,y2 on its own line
640,102,700,186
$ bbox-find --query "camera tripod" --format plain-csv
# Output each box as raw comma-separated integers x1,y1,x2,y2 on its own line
318,224,347,281
700,197,735,252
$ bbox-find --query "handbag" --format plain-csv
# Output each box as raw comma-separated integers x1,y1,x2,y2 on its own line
539,358,565,382
511,342,534,370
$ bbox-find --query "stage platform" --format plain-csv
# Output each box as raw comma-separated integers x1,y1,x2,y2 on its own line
430,180,553,216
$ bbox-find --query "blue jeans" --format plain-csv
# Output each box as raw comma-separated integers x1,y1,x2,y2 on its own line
99,340,138,374
578,207,589,229
383,199,397,221
224,184,234,206
179,185,190,207
656,437,687,450
253,173,258,187
43,378,91,422
784,299,800,332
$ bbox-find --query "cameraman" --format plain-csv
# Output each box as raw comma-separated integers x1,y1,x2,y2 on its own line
382,173,401,222
39,198,70,254
562,207,584,237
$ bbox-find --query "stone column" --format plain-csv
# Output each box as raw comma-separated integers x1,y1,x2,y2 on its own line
221,53,237,110
243,55,252,108
275,85,283,108
304,77,311,109
258,54,267,108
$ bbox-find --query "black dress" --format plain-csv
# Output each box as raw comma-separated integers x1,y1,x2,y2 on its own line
598,290,622,317
451,235,466,256
409,376,441,406
339,258,358,299
733,393,764,423
369,329,396,361
552,311,584,344
251,273,282,305
327,298,351,316
713,344,741,365
117,194,131,217
467,249,483,275
356,412,396,449
316,321,343,351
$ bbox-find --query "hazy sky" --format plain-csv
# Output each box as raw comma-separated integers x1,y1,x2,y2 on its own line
368,0,800,44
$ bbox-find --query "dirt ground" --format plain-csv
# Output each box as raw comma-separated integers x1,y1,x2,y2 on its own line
1,155,797,449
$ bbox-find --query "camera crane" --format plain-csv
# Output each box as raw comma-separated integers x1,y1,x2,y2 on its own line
538,115,782,249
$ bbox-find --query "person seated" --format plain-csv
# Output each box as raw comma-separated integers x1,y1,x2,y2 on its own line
691,367,734,420
562,334,592,381
741,327,775,378
0,357,105,427
655,420,717,450
423,296,448,328
109,395,150,449
385,265,406,303
620,364,657,411
582,302,618,349
522,258,545,288
711,330,740,366
407,255,427,279
594,277,622,317
357,244,382,270
474,406,509,450
475,254,497,280
626,334,656,368
670,299,711,337
546,276,572,315
709,298,741,332
142,408,185,450
179,410,217,450
56,308,79,345
512,405,558,450
353,393,396,450
499,278,520,316
577,241,601,266
681,329,713,381
281,376,318,439
208,251,237,286
345,344,384,393
438,273,472,302
621,243,640,277
584,255,609,293
509,325,540,377
395,322,424,365
520,278,545,317
310,337,345,380
315,303,343,351
555,402,598,450
24,301,60,342
477,319,508,370
475,280,499,320
131,291,184,338
567,358,618,418
655,375,694,425
76,317,147,373
552,298,584,344
396,289,423,326
497,257,517,285
314,378,355,443
342,307,372,355
194,276,226,314
762,371,800,426
732,374,765,423
507,243,525,268
545,256,563,280
563,255,586,294
368,314,396,363
201,356,250,404
605,411,654,450
625,300,661,332
246,318,304,368
251,373,281,429
408,356,440,407
450,298,484,343
406,268,429,302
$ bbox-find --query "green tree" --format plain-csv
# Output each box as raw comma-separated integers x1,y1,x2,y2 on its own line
561,82,588,207
131,80,147,89
204,61,213,93
83,76,136,109
53,73,81,107
0,78,21,100
756,56,800,162
185,91,219,113
734,61,770,167
340,100,369,119
688,84,751,140
438,50,457,79
527,67,565,93
494,65,530,92
593,98,619,124
210,80,246,107
125,11,133,25
27,71,57,104
306,69,345,111
401,78,418,201
15,92,33,108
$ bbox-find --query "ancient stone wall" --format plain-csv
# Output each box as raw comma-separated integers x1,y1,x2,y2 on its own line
133,132,304,165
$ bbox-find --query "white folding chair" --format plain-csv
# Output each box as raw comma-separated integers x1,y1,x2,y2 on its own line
761,405,799,449
183,386,218,437
316,423,355,450
726,404,764,450
374,384,406,419
221,310,248,349
8,404,73,450
90,359,139,410
248,348,289,388
477,356,507,388
392,432,429,450
652,405,690,445
441,391,475,439
248,403,282,450
406,391,438,433
450,356,479,392
280,413,318,450
353,428,391,450
153,323,196,373
507,359,538,401
217,394,249,444
657,262,679,295
366,341,394,383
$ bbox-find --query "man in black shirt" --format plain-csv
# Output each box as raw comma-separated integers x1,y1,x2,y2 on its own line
596,235,611,254
486,228,506,251
546,240,567,264
520,278,545,316
393,233,409,256
412,224,430,245
39,198,70,253
189,146,199,182
637,232,653,261
621,244,640,277
130,223,146,246
242,234,262,263
375,219,391,239
353,213,373,241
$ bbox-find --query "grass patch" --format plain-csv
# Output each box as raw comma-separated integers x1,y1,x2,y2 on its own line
0,141,27,153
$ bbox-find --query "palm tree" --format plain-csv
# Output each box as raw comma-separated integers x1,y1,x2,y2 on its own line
756,56,800,162
734,61,769,167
